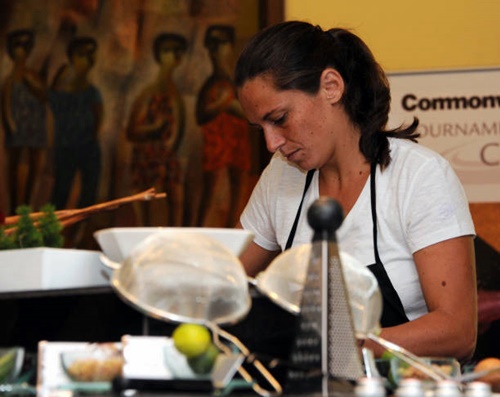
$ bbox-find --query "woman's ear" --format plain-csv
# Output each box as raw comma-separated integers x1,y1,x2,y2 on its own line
321,68,344,104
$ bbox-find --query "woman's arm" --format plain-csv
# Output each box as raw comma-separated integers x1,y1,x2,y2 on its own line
126,91,168,142
92,101,104,141
23,70,47,101
365,235,477,360
236,222,280,277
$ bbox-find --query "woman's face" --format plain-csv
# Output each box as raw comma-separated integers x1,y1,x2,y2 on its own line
11,35,32,62
158,41,185,67
72,44,96,72
238,74,342,171
215,42,233,61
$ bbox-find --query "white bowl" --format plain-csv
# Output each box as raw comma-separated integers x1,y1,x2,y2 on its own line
93,227,254,263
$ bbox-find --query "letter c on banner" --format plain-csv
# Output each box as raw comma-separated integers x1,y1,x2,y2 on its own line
402,94,417,111
480,142,499,166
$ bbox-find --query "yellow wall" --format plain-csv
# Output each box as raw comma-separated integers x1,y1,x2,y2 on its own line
285,0,500,72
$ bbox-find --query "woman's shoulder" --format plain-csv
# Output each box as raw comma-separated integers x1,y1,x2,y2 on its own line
384,138,470,219
388,137,451,170
381,138,462,197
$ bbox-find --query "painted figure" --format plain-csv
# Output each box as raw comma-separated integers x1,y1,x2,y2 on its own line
1,29,49,214
126,33,187,226
49,36,103,210
196,25,251,227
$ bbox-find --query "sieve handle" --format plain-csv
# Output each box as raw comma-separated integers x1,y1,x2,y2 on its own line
211,324,283,397
368,332,450,381
99,253,122,270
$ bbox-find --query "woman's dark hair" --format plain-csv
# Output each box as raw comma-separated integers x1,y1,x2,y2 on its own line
6,29,35,58
153,33,187,62
67,36,98,60
235,21,419,168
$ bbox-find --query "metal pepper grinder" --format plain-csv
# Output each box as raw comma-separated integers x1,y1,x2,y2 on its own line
287,197,364,395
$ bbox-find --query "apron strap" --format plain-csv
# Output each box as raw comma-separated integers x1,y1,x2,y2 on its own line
285,169,316,250
368,162,409,327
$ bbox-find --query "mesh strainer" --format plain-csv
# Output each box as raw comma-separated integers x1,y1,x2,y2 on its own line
100,230,282,396
252,243,383,338
105,231,251,325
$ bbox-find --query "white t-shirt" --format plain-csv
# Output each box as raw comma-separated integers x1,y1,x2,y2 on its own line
240,138,475,320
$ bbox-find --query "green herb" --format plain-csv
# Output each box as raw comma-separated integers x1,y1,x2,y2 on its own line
0,205,64,250
38,204,64,248
12,205,44,249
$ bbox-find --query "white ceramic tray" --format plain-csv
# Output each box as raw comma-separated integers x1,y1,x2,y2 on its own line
0,247,110,293
94,227,254,263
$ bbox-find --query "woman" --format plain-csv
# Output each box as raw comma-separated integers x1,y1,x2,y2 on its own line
126,33,187,227
234,21,477,360
2,29,49,214
49,36,103,211
196,25,251,227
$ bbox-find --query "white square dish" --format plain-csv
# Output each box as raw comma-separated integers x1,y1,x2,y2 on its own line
0,248,109,293
93,227,254,263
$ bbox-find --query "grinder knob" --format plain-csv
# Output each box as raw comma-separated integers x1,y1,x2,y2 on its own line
307,196,344,242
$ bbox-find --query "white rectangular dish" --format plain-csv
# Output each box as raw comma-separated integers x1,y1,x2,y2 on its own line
94,227,254,263
0,247,110,293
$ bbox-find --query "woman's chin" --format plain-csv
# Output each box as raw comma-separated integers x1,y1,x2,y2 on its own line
288,159,315,173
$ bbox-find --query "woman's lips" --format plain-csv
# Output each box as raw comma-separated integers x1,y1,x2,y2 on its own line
282,148,299,161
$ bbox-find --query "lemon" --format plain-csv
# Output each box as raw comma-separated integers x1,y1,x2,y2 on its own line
172,323,212,358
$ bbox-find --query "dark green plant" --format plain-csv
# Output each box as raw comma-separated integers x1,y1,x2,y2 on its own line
38,204,64,248
12,205,43,249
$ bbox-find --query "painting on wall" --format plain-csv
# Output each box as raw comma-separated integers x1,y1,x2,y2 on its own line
0,0,278,248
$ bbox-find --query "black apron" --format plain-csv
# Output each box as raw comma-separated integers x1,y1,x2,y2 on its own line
285,164,410,328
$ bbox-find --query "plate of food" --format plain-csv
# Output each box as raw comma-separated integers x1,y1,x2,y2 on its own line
60,343,123,383
37,341,122,394
390,356,460,388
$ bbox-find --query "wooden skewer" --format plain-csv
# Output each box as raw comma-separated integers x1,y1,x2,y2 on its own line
2,187,167,233
54,188,167,223
3,209,73,226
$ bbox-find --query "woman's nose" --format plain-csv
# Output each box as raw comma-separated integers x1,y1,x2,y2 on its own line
264,129,286,153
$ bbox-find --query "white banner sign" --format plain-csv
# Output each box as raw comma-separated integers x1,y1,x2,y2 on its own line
387,68,500,203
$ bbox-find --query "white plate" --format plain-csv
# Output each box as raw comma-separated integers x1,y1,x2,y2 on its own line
93,227,254,263
0,248,109,293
